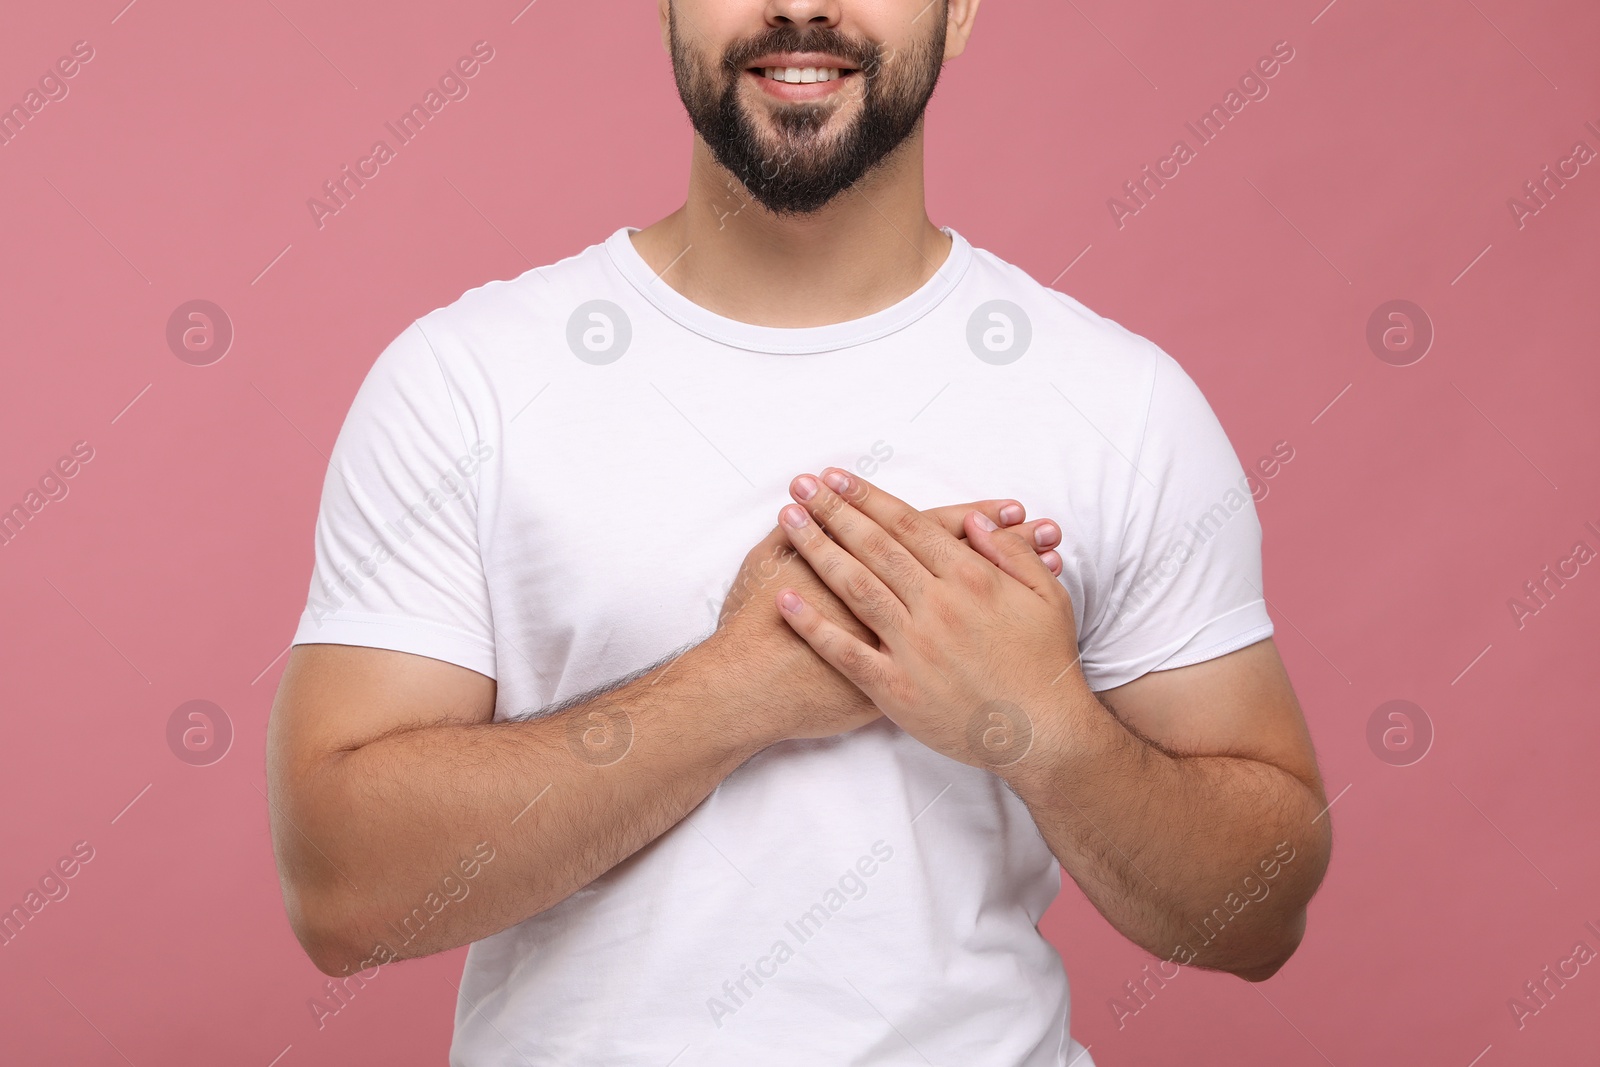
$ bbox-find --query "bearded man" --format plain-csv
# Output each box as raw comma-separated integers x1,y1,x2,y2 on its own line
267,3,1331,1064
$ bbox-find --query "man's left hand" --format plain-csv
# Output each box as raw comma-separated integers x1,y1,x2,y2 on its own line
773,467,1095,770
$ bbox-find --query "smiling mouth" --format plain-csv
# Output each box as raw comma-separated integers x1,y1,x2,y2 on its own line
749,65,860,85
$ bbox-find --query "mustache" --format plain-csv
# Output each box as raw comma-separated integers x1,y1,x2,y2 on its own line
721,25,882,75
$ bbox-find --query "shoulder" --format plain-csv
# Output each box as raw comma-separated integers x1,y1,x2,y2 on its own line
957,236,1174,386
412,231,622,355
336,232,625,441
955,235,1209,446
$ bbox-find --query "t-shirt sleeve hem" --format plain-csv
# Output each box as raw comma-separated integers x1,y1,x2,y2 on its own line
1149,620,1275,674
1082,604,1274,691
290,611,498,680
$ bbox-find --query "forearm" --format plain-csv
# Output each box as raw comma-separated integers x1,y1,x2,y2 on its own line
276,636,770,975
1003,692,1331,979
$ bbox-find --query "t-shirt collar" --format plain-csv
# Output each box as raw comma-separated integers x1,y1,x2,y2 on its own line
602,225,972,355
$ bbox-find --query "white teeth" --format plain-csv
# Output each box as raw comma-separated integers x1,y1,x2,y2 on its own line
763,67,843,84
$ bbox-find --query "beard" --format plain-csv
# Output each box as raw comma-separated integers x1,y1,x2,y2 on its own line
669,14,947,215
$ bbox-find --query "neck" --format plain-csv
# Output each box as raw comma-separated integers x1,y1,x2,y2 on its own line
630,126,952,328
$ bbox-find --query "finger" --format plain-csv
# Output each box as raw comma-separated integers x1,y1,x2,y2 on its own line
780,501,910,637
756,523,877,641
932,506,1060,557
786,496,1054,553
789,472,933,607
931,503,1061,573
817,468,975,582
922,498,1025,537
801,469,989,602
956,528,1061,577
964,510,1062,598
775,586,893,699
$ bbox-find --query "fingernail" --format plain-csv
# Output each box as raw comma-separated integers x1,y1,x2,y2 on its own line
793,475,818,501
823,470,849,493
1035,521,1059,547
999,504,1023,525
779,591,803,613
782,504,810,527
973,511,997,532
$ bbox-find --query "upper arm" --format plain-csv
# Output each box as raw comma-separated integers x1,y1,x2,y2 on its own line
274,314,501,777
264,644,494,965
1094,637,1323,796
269,317,504,954
267,643,496,782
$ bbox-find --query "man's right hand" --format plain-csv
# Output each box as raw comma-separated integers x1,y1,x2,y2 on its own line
713,499,1062,745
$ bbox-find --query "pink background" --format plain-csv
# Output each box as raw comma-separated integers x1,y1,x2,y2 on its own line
2,0,1597,1063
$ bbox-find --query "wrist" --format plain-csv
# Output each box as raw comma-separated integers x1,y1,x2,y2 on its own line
689,630,794,758
994,682,1127,798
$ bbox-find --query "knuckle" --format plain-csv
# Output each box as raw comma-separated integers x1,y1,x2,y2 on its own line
888,509,922,543
859,528,895,562
880,554,924,599
954,560,993,596
922,534,957,571
835,640,871,677
931,591,965,632
818,551,848,582
843,569,880,605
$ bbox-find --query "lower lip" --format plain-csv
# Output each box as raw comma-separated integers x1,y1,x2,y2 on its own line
746,69,858,102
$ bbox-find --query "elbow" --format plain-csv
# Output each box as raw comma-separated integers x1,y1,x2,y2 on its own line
269,770,385,976
306,940,360,979
280,877,387,977
285,889,353,976
1235,954,1290,983
302,928,368,979
1233,908,1307,983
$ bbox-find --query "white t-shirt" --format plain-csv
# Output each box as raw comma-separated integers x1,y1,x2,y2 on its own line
291,226,1273,1066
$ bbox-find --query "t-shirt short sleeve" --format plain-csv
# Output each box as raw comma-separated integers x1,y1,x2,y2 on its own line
1079,348,1274,691
290,319,498,679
